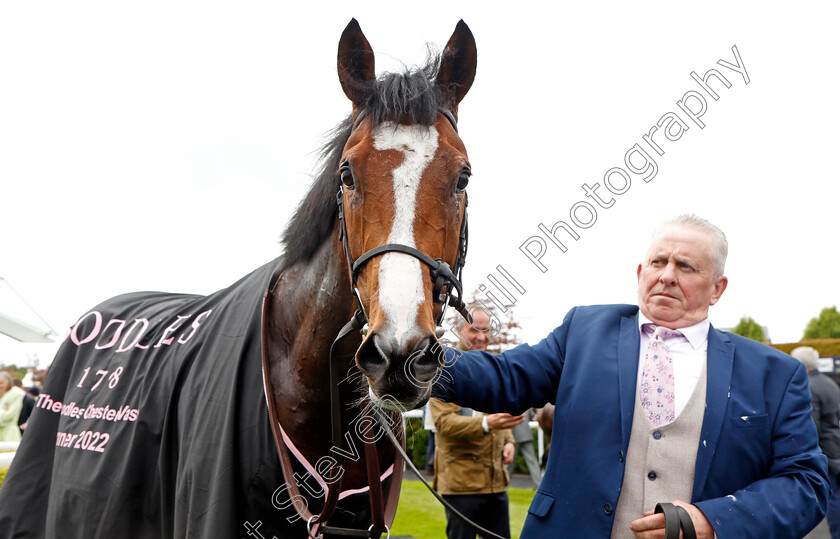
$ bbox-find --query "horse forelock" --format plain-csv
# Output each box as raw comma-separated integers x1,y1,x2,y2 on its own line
279,53,447,271
363,52,444,127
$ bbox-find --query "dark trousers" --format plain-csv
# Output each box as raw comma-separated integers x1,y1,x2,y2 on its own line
442,491,511,539
426,431,436,472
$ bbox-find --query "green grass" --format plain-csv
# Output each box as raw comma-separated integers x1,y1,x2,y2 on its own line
390,481,534,539
0,466,536,536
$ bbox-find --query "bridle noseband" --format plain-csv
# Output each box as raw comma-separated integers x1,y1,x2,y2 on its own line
336,109,472,328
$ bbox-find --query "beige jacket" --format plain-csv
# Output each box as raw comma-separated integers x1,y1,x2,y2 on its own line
430,398,514,495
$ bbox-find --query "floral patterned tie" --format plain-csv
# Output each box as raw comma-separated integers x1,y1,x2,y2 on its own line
640,324,682,426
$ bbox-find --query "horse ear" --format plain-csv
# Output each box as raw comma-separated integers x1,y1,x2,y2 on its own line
437,20,477,111
337,18,375,107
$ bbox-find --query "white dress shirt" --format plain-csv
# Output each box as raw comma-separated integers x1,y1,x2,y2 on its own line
637,313,709,419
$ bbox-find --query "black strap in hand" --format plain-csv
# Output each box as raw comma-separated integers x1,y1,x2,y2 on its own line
676,506,696,538
654,502,697,539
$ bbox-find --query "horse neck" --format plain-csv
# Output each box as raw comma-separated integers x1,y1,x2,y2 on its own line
266,227,362,446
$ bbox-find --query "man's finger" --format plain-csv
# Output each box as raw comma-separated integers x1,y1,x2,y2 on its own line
629,513,666,533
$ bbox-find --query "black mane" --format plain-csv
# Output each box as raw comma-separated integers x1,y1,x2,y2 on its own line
278,55,445,272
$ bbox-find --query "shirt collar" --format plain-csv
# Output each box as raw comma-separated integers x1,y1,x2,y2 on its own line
638,311,710,351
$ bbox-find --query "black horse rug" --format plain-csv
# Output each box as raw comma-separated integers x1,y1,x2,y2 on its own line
0,258,379,538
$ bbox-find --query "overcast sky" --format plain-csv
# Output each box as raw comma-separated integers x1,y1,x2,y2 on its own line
1,2,838,368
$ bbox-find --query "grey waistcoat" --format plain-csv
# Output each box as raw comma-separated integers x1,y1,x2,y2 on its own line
610,361,708,538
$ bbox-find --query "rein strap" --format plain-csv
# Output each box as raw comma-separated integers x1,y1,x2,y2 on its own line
262,294,399,538
371,406,506,539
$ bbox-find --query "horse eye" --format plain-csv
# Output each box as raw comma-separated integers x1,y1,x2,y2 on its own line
340,167,355,189
456,169,471,192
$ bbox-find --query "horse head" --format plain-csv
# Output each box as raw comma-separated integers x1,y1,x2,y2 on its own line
335,19,476,411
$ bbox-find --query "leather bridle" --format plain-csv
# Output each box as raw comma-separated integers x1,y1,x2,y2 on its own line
336,108,472,328
266,109,478,539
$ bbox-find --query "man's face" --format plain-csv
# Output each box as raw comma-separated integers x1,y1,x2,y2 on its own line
637,224,728,329
461,309,491,352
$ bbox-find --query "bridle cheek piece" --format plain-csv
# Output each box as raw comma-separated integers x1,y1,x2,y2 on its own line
335,110,471,328
336,189,470,328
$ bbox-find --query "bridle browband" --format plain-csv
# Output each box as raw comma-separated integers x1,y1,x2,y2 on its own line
337,108,472,328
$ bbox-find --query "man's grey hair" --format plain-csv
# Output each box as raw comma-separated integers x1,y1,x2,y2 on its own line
790,346,819,372
0,371,13,388
653,214,728,277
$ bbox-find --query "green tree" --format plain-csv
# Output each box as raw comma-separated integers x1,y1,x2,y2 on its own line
731,316,766,342
0,364,28,381
803,306,840,339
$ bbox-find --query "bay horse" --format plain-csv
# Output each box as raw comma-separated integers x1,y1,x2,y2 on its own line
0,19,476,539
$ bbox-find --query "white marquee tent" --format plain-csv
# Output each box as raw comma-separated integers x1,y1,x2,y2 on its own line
0,277,57,343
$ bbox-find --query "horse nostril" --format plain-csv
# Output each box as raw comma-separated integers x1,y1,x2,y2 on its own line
407,336,442,383
356,334,389,379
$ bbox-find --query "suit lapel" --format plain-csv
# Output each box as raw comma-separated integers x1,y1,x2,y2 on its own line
691,325,735,501
617,312,641,446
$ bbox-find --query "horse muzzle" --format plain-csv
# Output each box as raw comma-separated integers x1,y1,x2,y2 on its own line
356,331,442,409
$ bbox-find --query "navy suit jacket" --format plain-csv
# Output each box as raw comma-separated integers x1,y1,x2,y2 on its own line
435,305,829,538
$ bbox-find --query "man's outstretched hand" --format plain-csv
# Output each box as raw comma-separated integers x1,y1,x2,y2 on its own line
485,413,525,430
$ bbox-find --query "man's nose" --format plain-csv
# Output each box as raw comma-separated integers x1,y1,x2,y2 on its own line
659,262,678,284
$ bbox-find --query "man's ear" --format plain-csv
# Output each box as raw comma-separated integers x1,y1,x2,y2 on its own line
709,275,728,306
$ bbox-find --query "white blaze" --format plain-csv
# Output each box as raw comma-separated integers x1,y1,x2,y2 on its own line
372,122,439,349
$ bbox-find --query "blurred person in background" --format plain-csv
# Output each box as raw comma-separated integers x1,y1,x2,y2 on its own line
0,372,25,442
431,306,524,539
792,346,840,539
18,385,39,434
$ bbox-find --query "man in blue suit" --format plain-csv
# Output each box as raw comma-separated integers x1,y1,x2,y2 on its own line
435,215,829,538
